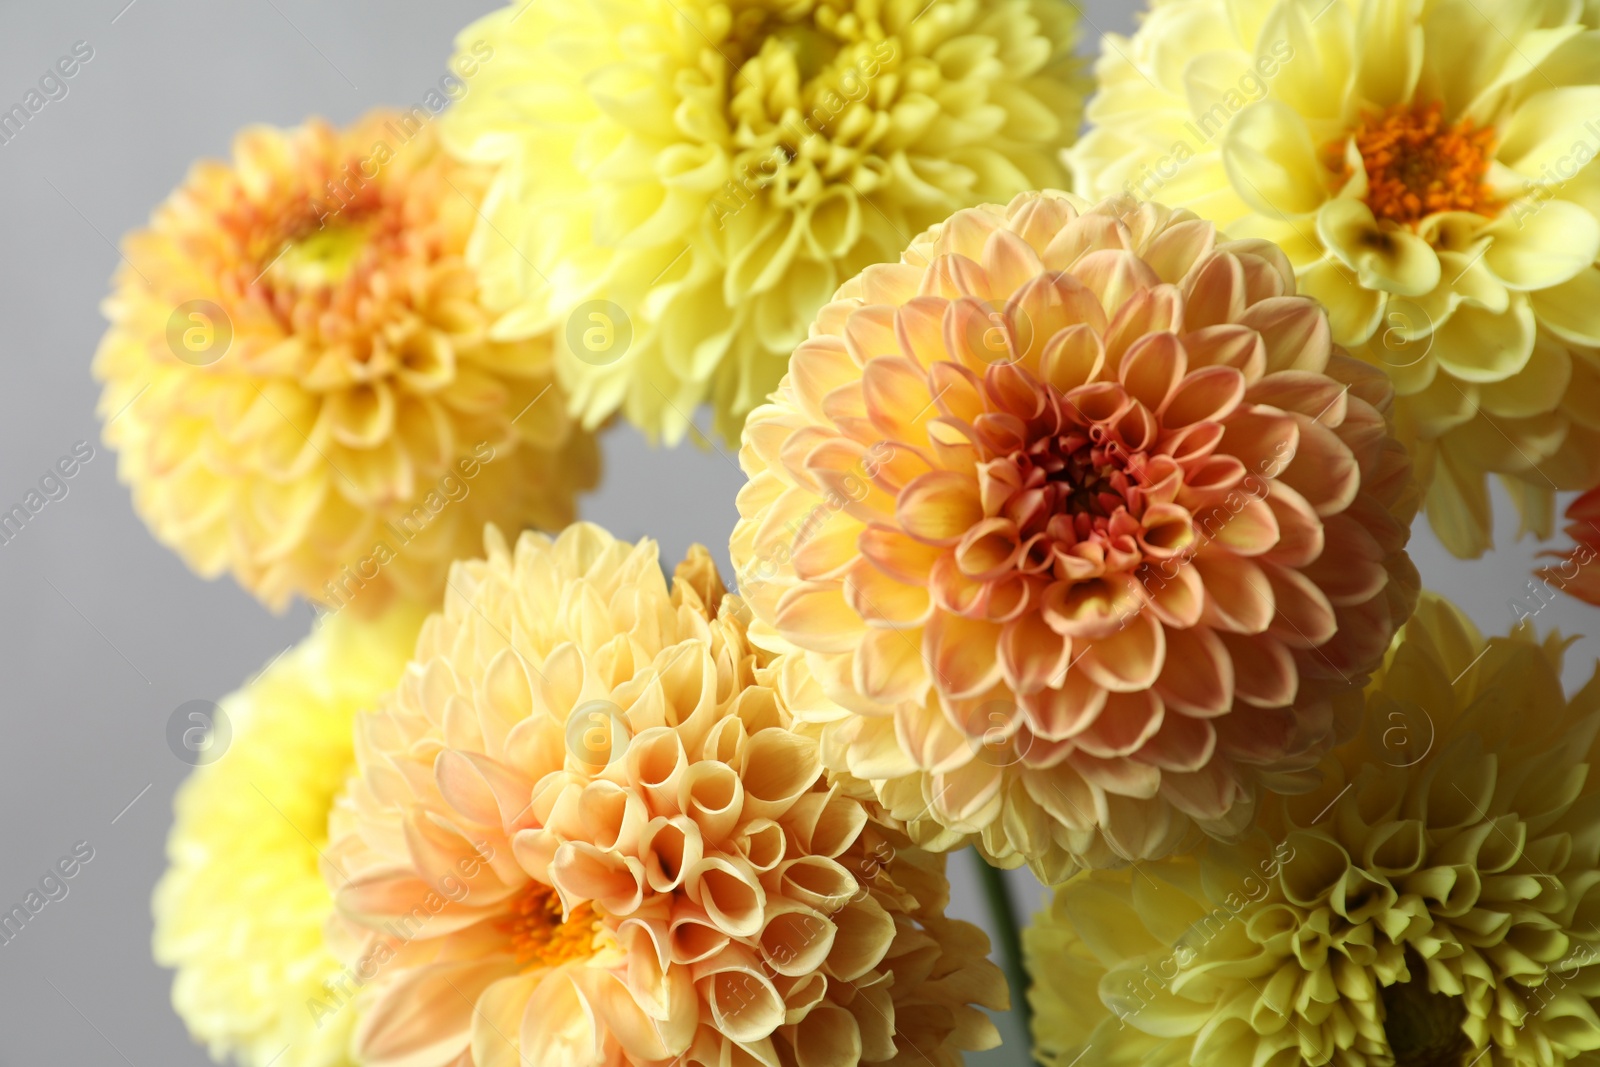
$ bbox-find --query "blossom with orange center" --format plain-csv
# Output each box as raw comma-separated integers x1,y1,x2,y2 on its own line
94,111,598,614
1070,0,1600,559
731,192,1420,883
322,523,1007,1067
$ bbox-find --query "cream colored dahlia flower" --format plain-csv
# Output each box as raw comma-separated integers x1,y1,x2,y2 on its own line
439,0,1085,446
1069,0,1600,558
320,523,1006,1067
153,604,424,1067
95,111,598,614
731,191,1420,883
1026,593,1600,1067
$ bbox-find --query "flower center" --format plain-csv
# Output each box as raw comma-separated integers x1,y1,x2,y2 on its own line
271,224,371,288
1339,102,1499,227
1380,955,1472,1067
496,881,599,971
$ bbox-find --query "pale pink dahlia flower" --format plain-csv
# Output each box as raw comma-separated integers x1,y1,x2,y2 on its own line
732,192,1420,882
322,523,1006,1067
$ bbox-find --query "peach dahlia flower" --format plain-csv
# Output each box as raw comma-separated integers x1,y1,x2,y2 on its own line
95,111,597,614
322,523,1006,1067
731,192,1419,882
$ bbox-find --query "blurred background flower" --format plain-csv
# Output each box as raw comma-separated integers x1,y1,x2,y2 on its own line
732,191,1419,883
440,0,1087,446
1069,0,1600,559
152,604,423,1067
95,111,598,615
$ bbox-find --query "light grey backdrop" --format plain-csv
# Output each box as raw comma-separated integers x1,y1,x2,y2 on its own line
0,2,1594,1065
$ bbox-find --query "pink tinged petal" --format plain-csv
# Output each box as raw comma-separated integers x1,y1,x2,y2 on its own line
1245,371,1349,424
946,296,1022,371
924,612,1005,699
1102,285,1184,367
1219,630,1298,708
1218,238,1296,302
1161,365,1248,427
1220,406,1300,479
1277,414,1361,516
894,296,953,370
1040,323,1108,394
1068,750,1161,799
1159,759,1239,820
1011,273,1109,368
922,253,990,300
861,356,935,442
1074,689,1165,759
1000,612,1072,695
1118,332,1187,411
855,626,932,705
789,337,860,424
1074,249,1163,318
471,973,543,1067
1193,553,1275,634
1183,323,1267,379
896,696,981,775
1153,625,1234,717
1183,252,1249,331
1237,297,1333,374
1022,669,1109,742
858,523,946,583
897,470,985,546
844,557,933,626
1143,219,1218,283
1299,513,1385,605
1073,609,1166,693
1207,495,1282,556
356,959,521,1067
1261,561,1338,649
1041,212,1133,272
858,262,923,304
804,438,897,520
1009,193,1080,252
1141,557,1206,629
790,508,866,582
928,360,989,426
1260,481,1325,568
551,841,646,917
955,517,1024,579
930,553,990,617
1039,574,1142,638
1163,421,1226,466
982,226,1047,297
775,582,867,653
937,206,1005,260
435,749,528,833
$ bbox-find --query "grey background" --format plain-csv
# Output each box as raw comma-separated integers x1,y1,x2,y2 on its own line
0,2,1594,1065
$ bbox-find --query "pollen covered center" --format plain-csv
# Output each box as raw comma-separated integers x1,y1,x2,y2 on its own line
1338,102,1499,227
497,881,600,971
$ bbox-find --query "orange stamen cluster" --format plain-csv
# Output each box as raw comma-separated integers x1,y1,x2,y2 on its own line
1345,102,1499,226
497,882,598,970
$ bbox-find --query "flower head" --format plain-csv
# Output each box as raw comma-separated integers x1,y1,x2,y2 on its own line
152,605,424,1067
322,523,1006,1067
731,191,1419,882
440,0,1086,445
1026,593,1600,1066
1068,0,1600,558
95,111,598,614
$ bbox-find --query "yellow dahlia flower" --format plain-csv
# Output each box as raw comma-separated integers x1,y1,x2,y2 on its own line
732,191,1420,883
1069,0,1600,558
95,111,598,614
153,604,424,1067
321,523,1006,1067
1025,592,1600,1067
439,0,1086,445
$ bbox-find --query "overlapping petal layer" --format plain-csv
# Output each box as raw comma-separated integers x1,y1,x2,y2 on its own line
95,112,597,613
733,191,1419,882
1026,594,1600,1067
153,605,424,1067
323,523,1005,1067
1069,0,1600,557
440,0,1085,444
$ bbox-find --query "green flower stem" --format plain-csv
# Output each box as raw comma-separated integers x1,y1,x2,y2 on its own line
974,851,1033,1036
